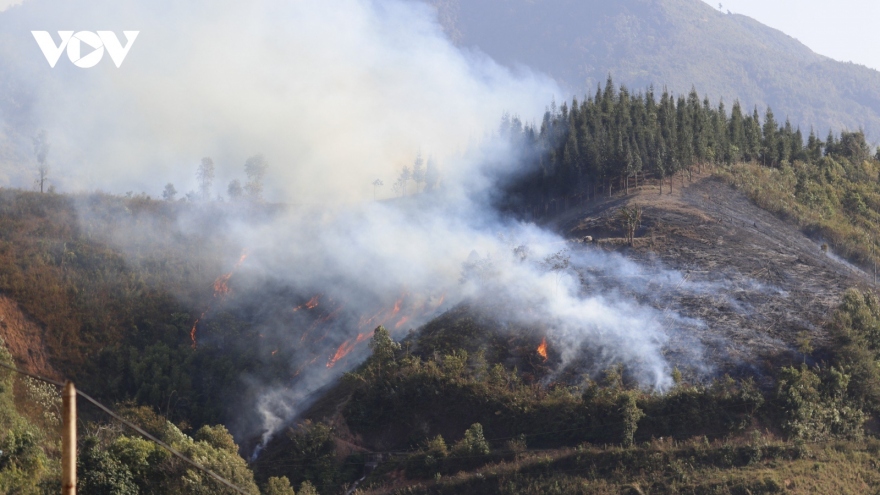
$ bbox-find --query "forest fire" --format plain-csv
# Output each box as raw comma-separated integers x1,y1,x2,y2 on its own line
190,313,205,349
213,251,249,299
391,297,402,316
191,250,249,349
293,295,320,312
537,337,548,361
326,330,376,369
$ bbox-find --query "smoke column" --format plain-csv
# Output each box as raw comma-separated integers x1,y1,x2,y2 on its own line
0,0,709,450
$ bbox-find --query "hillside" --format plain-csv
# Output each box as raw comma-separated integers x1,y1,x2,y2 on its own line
249,170,880,493
430,0,880,139
553,172,871,367
0,165,879,492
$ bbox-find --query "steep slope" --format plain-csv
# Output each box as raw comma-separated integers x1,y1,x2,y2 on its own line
252,171,875,490
431,0,880,139
552,172,871,368
0,294,57,378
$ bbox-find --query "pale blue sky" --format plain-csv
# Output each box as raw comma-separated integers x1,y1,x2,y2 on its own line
3,0,879,72
703,0,880,71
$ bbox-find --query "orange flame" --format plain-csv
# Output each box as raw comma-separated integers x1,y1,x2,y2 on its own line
394,316,410,329
190,313,205,349
294,295,320,312
192,250,248,349
537,337,548,361
213,251,248,299
326,331,375,368
327,339,356,368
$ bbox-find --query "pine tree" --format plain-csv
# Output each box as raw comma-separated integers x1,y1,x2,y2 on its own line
714,100,729,164
825,129,838,156
688,89,708,168
807,129,824,162
412,152,425,193
729,100,746,163
762,107,778,166
746,107,763,162
676,95,694,181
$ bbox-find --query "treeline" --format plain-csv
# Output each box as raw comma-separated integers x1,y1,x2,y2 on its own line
500,77,876,214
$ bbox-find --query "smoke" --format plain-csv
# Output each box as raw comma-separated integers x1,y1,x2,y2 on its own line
0,0,555,200
0,0,713,452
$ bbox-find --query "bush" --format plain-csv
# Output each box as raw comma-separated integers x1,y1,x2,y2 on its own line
453,423,490,457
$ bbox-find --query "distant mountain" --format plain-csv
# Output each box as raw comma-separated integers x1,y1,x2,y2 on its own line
430,0,880,142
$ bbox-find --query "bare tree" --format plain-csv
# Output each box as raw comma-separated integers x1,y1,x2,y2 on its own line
228,179,243,201
543,249,570,294
398,166,412,196
162,183,178,201
412,152,425,193
618,204,643,246
33,130,50,193
196,157,215,200
244,154,268,201
372,179,383,200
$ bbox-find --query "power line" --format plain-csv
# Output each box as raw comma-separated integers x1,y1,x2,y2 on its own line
0,360,251,495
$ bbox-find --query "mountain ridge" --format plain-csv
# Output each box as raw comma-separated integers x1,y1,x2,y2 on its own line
430,0,880,141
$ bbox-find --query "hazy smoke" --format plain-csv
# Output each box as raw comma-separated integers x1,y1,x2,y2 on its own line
0,0,711,451
0,0,556,200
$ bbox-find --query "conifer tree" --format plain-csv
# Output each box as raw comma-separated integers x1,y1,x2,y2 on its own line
729,101,746,163
762,107,778,166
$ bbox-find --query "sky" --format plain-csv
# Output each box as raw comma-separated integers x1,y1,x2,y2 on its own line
4,0,878,71
703,0,880,71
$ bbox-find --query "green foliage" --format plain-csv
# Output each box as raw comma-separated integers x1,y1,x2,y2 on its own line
775,364,865,441
367,325,400,379
79,415,260,495
0,336,19,431
618,391,644,448
264,476,296,495
829,289,880,411
194,424,238,454
78,436,139,495
297,480,318,495
346,325,767,457
0,337,53,494
500,79,816,216
108,435,170,495
174,429,260,495
453,423,490,457
273,421,338,489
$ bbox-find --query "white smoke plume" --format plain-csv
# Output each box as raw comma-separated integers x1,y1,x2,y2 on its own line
0,0,711,452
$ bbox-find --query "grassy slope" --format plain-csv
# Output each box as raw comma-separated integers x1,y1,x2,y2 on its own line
715,158,880,272
366,440,880,494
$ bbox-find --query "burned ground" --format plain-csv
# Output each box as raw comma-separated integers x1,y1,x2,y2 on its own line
554,172,873,378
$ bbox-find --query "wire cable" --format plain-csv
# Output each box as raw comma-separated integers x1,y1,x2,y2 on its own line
0,360,250,495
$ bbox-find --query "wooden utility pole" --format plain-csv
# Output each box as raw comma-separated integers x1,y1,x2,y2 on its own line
62,381,76,495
